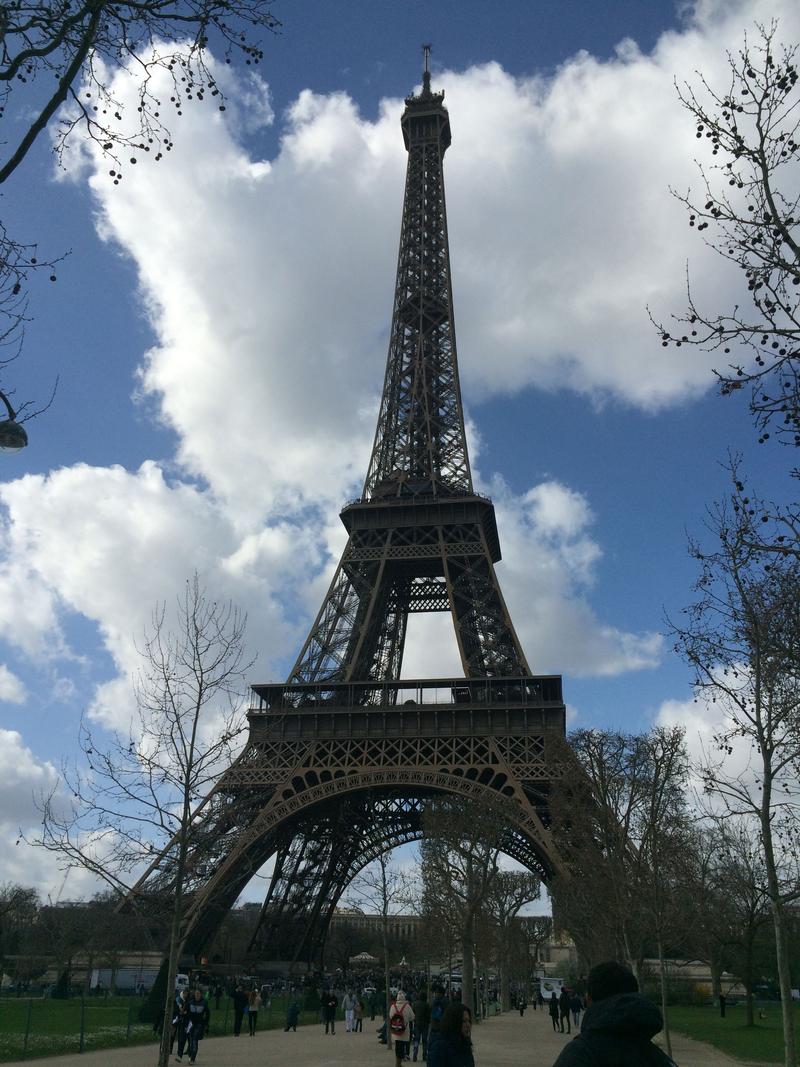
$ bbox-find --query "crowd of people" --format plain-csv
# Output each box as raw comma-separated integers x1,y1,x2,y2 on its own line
163,959,676,1066
313,961,678,1066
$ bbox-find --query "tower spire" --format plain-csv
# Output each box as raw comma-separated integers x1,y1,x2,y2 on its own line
422,42,432,95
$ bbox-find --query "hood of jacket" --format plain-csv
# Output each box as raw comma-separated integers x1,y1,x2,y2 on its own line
581,993,663,1042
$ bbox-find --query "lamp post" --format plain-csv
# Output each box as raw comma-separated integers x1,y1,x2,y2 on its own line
0,390,28,452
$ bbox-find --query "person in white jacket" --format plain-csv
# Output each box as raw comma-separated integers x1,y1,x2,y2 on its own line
389,990,415,1067
342,989,356,1032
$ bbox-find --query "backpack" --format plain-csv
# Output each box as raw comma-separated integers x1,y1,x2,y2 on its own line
390,1008,406,1035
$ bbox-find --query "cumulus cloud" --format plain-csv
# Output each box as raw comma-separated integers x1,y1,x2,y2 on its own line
0,730,57,823
656,682,800,815
0,462,306,729
46,0,796,522
0,665,26,703
401,476,662,679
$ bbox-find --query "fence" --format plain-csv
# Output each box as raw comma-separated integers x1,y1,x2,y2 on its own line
0,993,317,1062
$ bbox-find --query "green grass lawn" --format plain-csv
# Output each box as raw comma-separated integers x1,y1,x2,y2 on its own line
0,997,153,1061
667,1002,799,1063
0,994,320,1061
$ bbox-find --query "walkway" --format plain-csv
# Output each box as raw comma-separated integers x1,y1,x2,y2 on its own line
2,1007,779,1067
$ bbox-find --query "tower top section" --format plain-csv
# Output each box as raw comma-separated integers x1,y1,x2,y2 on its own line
401,43,451,153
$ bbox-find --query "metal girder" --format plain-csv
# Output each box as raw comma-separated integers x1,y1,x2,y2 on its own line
289,515,530,683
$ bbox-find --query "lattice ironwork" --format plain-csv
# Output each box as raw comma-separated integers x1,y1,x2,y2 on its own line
126,54,568,970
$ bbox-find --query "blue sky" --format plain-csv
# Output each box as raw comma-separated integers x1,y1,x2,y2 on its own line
1,0,798,900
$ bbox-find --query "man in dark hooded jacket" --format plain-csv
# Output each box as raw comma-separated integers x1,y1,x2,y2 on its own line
551,961,678,1066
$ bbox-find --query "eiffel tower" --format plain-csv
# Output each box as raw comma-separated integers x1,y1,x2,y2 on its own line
132,49,567,968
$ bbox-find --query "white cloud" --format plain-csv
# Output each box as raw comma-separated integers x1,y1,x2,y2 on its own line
0,731,99,905
49,0,796,522
0,462,306,729
656,683,800,814
400,475,661,679
0,665,26,703
0,730,57,823
491,479,662,676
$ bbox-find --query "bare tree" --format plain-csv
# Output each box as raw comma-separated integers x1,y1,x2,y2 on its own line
550,731,651,973
419,797,506,1016
551,724,690,1014
714,817,773,1026
484,871,540,1010
1,0,279,406
0,225,61,434
345,851,416,1052
33,574,251,1067
636,727,689,1061
0,0,280,186
518,915,553,980
324,919,362,975
673,500,800,1067
0,883,40,974
654,22,800,455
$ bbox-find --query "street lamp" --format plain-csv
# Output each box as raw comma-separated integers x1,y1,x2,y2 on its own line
0,390,28,452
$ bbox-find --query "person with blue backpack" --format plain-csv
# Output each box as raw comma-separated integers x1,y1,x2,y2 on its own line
427,985,447,1056
412,989,431,1061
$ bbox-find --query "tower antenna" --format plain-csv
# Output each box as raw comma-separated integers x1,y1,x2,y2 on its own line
422,42,432,94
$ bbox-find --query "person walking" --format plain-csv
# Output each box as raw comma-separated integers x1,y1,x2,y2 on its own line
427,984,447,1056
548,991,560,1031
322,988,338,1034
232,983,248,1037
550,961,679,1066
412,989,431,1061
342,988,356,1032
172,990,190,1062
427,1003,474,1067
570,990,583,1029
186,988,210,1064
519,994,527,1017
559,987,571,1033
284,992,300,1032
354,996,365,1033
389,990,415,1067
247,988,261,1035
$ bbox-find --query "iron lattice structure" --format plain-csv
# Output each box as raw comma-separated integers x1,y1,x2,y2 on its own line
129,57,567,968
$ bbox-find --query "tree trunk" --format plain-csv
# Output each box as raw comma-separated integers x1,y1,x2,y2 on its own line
159,925,185,1067
82,951,94,997
461,923,474,1016
500,951,510,1012
158,826,191,1067
761,767,797,1067
382,923,392,1052
657,936,673,1060
710,958,722,1000
744,934,755,1028
768,898,797,1067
